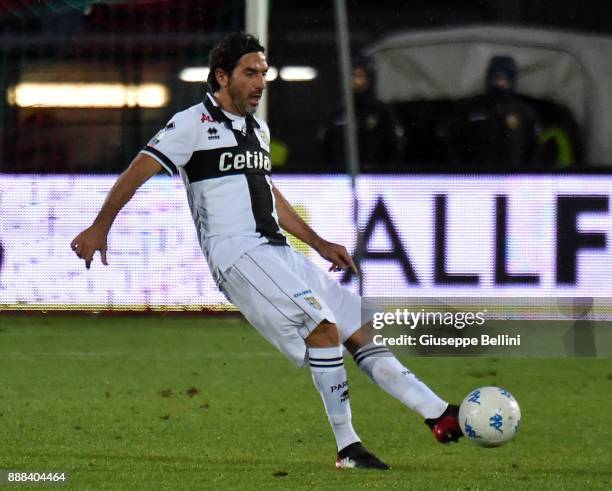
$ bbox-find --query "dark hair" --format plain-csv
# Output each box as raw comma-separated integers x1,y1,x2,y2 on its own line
207,32,265,92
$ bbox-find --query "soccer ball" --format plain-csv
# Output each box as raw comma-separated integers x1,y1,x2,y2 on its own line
459,386,521,447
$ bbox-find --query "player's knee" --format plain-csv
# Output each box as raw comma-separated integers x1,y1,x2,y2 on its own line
343,321,376,355
307,321,340,347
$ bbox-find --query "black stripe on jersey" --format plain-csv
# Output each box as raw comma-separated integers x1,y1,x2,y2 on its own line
183,146,271,183
143,145,178,174
245,174,287,245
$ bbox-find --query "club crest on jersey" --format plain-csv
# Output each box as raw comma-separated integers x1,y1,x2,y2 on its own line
257,129,270,146
305,296,322,310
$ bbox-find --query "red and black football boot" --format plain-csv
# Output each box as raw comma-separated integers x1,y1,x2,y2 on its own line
425,404,463,443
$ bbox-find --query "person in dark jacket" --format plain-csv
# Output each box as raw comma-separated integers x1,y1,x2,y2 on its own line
319,59,402,171
442,56,542,169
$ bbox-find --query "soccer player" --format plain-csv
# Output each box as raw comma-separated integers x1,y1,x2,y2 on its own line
71,32,461,470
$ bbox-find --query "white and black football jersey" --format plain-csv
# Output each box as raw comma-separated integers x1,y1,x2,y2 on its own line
140,93,286,271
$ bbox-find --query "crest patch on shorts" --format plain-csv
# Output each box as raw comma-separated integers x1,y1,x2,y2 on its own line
305,296,322,310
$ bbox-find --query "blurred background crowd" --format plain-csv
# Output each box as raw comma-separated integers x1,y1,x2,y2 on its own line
1,0,611,174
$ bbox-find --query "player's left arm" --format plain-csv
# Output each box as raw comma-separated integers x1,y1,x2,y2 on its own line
272,185,357,272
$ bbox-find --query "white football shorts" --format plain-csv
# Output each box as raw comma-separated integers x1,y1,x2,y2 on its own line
217,243,365,367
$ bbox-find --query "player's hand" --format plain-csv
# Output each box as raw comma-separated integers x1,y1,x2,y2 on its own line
314,239,358,273
70,225,109,270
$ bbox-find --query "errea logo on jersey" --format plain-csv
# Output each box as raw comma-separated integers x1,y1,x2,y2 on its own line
207,127,220,140
219,151,271,172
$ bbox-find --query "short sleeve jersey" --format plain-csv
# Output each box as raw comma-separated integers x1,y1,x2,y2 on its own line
140,93,286,272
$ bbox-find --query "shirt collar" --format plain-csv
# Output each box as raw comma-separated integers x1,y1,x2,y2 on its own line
203,92,260,132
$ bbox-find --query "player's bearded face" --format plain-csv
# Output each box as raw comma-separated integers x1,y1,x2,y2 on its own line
227,52,267,115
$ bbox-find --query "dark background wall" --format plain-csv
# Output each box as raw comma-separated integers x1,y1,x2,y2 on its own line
0,0,610,172
266,0,612,170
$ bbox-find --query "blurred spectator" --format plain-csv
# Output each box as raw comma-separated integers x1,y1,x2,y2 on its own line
440,56,542,169
318,59,403,171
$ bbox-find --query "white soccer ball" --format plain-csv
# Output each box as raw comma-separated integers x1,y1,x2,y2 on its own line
459,386,521,447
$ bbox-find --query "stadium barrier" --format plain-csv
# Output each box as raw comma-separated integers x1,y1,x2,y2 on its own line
0,174,610,312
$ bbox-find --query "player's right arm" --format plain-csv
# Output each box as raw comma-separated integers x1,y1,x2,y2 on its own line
70,154,162,269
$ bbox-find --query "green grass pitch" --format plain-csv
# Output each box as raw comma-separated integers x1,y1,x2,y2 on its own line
0,316,611,490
